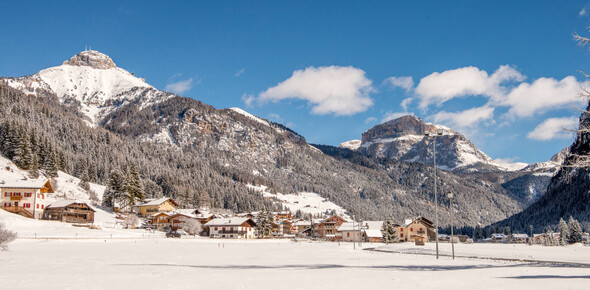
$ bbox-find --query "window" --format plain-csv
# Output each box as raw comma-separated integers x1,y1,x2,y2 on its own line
25,193,31,197
420,228,423,231
41,205,44,209
410,228,413,232
214,227,218,231
37,193,40,198
400,233,403,237
37,204,39,209
347,232,350,237
4,193,7,197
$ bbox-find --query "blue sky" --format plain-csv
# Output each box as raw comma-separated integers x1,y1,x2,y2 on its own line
1,1,590,163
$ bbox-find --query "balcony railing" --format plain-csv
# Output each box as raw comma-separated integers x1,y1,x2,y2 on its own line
10,196,22,201
217,230,247,235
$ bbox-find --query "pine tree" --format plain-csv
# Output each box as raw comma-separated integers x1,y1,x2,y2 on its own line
102,170,127,209
28,155,39,179
382,218,398,244
558,218,569,246
568,216,583,244
125,164,144,206
256,209,273,238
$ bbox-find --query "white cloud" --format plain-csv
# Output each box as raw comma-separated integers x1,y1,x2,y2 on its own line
384,76,414,91
381,111,415,123
499,76,584,118
580,7,587,16
400,97,413,111
257,66,375,116
241,93,255,107
235,69,245,77
527,117,578,141
431,105,495,129
364,117,377,124
165,78,193,94
414,65,524,109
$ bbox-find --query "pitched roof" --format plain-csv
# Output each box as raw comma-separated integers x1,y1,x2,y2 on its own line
140,197,178,207
364,229,383,238
46,200,95,211
0,178,52,190
205,217,256,227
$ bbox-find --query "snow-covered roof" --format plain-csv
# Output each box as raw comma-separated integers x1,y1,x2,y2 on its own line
46,200,95,211
511,234,528,238
0,178,51,189
205,217,255,227
337,222,360,232
361,221,384,230
140,197,177,207
294,220,312,226
364,229,383,238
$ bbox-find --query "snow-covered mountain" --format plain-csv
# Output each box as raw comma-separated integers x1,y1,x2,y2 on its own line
357,115,496,171
338,140,361,150
2,50,171,126
0,50,529,226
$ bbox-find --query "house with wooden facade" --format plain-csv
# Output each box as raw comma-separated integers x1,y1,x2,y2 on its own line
397,217,435,243
205,218,257,239
0,179,54,219
136,197,178,217
317,215,348,240
44,200,95,223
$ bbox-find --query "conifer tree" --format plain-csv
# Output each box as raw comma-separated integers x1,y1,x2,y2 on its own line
568,216,583,244
382,217,398,244
28,155,39,179
558,218,569,246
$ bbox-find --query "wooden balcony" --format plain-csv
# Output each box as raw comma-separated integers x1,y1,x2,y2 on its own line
10,196,22,201
2,206,33,218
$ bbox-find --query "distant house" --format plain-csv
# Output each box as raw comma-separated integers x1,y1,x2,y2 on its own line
294,220,312,235
317,215,348,240
192,208,218,225
0,179,54,219
337,221,384,243
274,211,292,221
491,233,507,243
205,218,257,239
43,200,95,223
397,217,435,243
336,222,362,242
147,212,170,229
509,234,528,244
361,221,384,243
136,197,178,217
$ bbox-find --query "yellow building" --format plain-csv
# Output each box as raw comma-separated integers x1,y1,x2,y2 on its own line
136,197,178,217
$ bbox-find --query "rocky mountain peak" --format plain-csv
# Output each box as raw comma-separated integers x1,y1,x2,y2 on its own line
62,50,117,69
361,115,451,144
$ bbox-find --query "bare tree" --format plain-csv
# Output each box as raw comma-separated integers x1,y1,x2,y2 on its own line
125,214,140,229
181,217,201,236
0,222,17,251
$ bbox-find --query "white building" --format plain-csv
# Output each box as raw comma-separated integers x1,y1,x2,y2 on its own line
205,218,257,239
0,179,54,219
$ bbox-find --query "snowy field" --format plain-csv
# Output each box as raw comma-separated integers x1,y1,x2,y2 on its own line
2,208,589,289
1,238,589,290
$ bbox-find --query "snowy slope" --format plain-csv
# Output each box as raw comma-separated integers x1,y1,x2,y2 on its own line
246,185,349,218
338,140,361,150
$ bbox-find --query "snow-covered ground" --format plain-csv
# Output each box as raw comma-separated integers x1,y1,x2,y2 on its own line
247,184,348,217
1,237,589,289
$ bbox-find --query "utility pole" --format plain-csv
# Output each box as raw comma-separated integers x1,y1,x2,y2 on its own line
425,128,443,259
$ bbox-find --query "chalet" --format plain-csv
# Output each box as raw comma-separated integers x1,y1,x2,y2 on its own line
361,221,384,243
317,215,348,240
491,233,507,243
43,200,95,223
205,218,257,239
136,197,178,217
274,211,292,221
0,179,54,219
279,219,298,235
397,217,435,243
147,212,170,229
192,208,218,225
167,213,197,231
294,220,312,235
509,234,528,243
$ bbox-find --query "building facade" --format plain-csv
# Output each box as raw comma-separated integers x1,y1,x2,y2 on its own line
0,179,54,219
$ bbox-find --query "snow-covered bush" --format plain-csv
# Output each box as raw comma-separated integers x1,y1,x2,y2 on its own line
0,222,16,251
